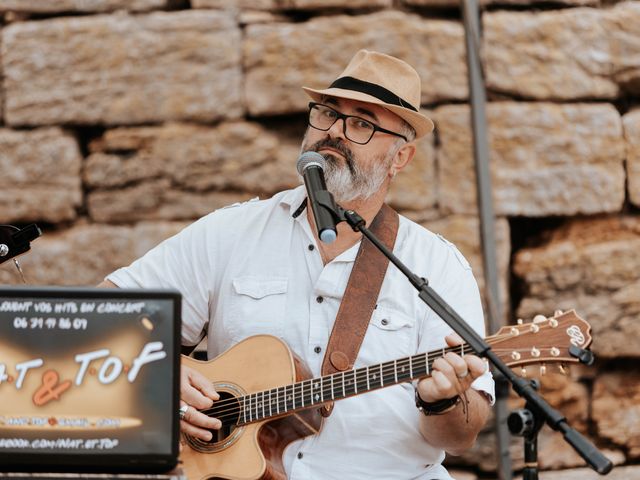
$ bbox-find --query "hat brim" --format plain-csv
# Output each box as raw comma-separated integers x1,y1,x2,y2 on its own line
302,86,434,139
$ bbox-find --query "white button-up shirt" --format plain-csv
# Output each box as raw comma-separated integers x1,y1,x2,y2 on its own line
108,186,494,480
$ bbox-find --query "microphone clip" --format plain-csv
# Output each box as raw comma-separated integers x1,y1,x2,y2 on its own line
314,190,345,223
0,224,42,265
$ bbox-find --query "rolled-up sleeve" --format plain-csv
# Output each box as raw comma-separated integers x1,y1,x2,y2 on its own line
106,215,215,346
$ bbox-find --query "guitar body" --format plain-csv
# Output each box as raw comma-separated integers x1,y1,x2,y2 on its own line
180,335,324,480
178,311,593,480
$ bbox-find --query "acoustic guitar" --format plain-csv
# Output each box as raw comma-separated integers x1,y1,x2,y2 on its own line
180,310,592,480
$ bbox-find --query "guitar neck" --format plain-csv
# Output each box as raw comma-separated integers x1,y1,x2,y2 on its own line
202,310,591,430
235,343,470,425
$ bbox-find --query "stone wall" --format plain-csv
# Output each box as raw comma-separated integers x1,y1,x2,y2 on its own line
0,1,638,477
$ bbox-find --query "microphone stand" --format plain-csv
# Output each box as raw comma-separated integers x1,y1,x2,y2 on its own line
318,197,613,477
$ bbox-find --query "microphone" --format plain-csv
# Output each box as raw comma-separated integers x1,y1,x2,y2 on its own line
296,151,338,244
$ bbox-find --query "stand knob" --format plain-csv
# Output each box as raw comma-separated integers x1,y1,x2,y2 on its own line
508,408,535,436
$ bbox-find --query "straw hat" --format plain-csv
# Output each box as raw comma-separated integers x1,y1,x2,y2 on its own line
303,50,434,139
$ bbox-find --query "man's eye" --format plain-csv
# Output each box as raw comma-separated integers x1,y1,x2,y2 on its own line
354,120,374,130
322,109,337,119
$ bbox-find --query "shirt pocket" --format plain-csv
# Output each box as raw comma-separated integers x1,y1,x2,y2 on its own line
359,305,415,365
226,276,288,342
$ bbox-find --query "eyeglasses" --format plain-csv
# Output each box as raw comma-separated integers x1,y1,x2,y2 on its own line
307,102,408,145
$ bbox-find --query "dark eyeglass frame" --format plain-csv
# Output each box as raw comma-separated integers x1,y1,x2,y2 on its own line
307,102,408,145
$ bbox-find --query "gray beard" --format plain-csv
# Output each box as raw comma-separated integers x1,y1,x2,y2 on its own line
322,153,391,204
300,134,397,204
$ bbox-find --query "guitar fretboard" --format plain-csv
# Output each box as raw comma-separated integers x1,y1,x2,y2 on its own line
231,344,468,425
195,311,587,430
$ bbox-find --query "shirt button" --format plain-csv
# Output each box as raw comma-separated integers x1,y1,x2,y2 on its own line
314,346,322,354
297,452,304,459
308,244,315,251
316,296,324,303
381,318,389,326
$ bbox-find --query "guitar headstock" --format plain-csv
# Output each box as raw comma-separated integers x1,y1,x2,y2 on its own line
490,310,592,376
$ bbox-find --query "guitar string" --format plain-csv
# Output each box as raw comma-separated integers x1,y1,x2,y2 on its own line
203,349,553,427
184,330,537,417
192,343,469,415
202,344,556,423
201,344,548,425
205,349,551,428
204,353,447,422
194,344,554,425
189,331,554,424
208,355,438,425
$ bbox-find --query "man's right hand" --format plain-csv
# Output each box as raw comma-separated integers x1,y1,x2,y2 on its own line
180,364,222,441
98,281,221,441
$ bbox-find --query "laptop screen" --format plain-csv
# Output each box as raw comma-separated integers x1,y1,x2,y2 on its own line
0,287,181,472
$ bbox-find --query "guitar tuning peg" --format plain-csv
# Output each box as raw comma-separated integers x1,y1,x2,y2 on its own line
520,367,527,377
554,310,563,317
533,314,547,324
539,364,547,376
517,318,524,325
558,364,569,375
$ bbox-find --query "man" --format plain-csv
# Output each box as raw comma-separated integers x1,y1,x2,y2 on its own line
100,50,493,479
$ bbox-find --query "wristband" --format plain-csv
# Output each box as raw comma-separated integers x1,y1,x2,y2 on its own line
415,389,460,416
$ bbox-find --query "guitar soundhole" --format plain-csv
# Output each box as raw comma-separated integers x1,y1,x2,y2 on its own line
208,391,240,444
185,387,244,453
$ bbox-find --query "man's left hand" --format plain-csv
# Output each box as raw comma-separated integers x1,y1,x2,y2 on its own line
416,333,486,403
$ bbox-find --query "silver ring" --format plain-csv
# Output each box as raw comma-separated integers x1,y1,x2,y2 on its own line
456,370,469,379
179,404,189,420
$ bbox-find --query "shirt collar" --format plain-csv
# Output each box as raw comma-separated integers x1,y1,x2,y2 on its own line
280,186,362,263
280,185,308,218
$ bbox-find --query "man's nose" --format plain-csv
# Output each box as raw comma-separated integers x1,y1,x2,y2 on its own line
327,117,347,140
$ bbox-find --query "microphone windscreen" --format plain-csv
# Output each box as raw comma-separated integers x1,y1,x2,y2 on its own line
297,151,326,175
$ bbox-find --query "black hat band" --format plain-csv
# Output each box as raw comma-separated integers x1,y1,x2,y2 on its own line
328,76,419,113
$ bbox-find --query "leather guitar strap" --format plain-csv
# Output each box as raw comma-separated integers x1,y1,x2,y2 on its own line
320,203,399,417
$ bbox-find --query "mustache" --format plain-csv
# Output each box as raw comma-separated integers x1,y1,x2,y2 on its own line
306,138,355,176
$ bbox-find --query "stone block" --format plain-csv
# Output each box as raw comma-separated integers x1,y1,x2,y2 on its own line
2,11,242,126
239,10,290,25
593,371,640,458
607,2,640,94
0,127,82,223
193,0,390,9
85,121,301,222
87,180,257,223
484,3,640,100
624,109,640,206
244,11,467,116
192,0,276,8
515,465,640,479
514,216,640,358
0,0,169,12
0,222,187,286
403,0,596,6
285,0,391,8
436,102,625,216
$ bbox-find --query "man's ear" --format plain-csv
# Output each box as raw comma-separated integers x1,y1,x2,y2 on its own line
389,142,417,177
